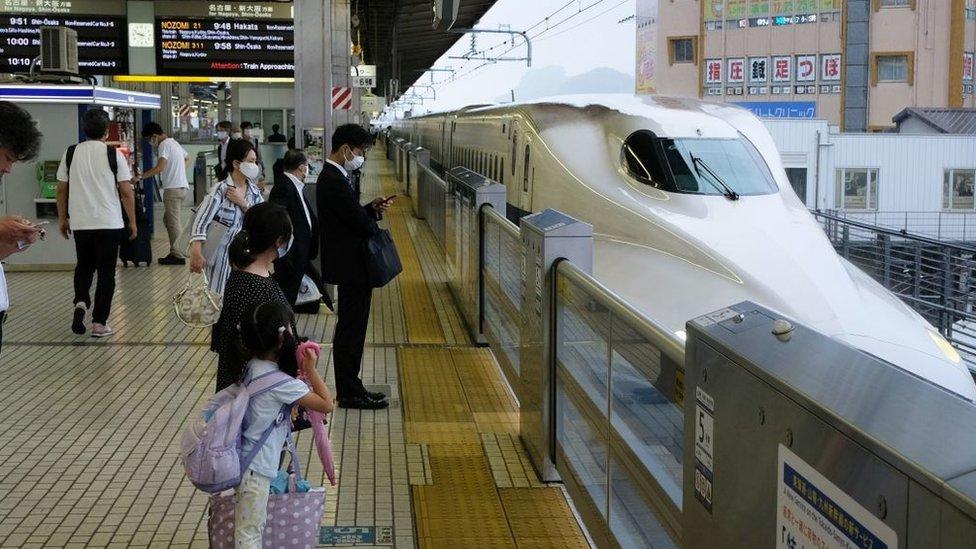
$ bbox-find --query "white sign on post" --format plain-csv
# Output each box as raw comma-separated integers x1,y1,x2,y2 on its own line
777,445,898,549
351,64,377,77
352,75,376,88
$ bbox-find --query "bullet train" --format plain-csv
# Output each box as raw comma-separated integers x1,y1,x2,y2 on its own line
387,94,976,400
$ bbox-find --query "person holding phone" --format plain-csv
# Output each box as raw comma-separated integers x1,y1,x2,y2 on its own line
0,101,44,353
316,124,391,410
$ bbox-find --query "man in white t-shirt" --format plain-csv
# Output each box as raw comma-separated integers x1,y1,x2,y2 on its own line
56,108,137,338
139,122,190,265
0,102,44,354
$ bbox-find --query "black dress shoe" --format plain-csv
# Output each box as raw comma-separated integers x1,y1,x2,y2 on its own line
365,390,388,401
158,254,186,265
338,395,390,410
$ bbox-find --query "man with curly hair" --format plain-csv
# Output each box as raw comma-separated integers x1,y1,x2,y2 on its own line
0,101,44,352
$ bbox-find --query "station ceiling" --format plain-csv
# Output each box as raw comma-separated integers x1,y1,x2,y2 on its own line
355,0,498,99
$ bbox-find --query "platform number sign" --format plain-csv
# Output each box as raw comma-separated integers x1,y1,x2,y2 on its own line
694,386,715,513
352,75,376,88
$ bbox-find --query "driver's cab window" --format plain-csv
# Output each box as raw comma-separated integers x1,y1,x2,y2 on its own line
623,130,668,187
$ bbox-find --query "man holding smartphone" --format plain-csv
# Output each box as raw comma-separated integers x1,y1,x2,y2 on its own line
0,102,44,353
317,124,391,410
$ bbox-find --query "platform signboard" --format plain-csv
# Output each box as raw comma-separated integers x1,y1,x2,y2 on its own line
0,0,127,75
154,1,294,78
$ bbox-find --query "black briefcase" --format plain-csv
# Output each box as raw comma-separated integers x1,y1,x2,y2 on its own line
364,229,403,288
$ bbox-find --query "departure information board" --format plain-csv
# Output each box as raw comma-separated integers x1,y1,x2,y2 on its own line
154,1,294,78
0,0,126,75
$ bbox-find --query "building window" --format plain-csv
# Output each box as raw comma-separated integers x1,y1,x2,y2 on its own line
668,37,697,65
785,168,808,205
835,168,879,210
944,169,976,211
872,52,913,85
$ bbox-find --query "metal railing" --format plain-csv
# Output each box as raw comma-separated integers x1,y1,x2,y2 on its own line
554,261,684,547
824,209,976,243
813,210,976,370
403,140,686,546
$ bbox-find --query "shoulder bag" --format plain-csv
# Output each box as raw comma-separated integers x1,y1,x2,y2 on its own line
364,229,402,288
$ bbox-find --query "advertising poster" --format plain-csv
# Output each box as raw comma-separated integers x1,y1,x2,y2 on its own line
750,0,770,17
772,0,794,15
750,57,769,82
963,52,974,82
820,0,840,10
727,0,747,19
635,0,658,94
727,58,745,83
772,56,792,82
704,0,725,21
795,0,817,13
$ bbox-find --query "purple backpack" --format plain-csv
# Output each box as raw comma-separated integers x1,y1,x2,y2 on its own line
181,370,294,493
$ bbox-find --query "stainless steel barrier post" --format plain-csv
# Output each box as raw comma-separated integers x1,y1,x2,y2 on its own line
683,301,976,548
397,141,411,184
444,167,505,344
411,148,430,217
519,209,593,482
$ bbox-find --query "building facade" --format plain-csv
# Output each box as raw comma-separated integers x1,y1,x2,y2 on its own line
637,0,976,130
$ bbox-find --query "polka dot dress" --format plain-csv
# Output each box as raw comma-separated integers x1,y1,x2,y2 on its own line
212,270,295,392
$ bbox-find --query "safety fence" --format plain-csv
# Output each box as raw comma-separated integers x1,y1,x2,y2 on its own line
824,209,976,243
393,139,683,547
813,210,976,371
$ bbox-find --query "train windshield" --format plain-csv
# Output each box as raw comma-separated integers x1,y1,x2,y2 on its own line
623,131,778,196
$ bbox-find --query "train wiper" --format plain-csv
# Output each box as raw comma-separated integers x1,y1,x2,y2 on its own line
689,153,739,201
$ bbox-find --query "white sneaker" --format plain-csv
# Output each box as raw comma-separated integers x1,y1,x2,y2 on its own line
91,323,115,338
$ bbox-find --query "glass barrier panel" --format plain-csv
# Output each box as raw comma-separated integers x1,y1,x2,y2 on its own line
609,454,679,548
609,315,683,505
556,374,609,521
556,275,611,403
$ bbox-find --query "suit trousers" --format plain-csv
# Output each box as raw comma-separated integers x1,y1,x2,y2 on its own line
333,282,372,400
72,229,121,325
163,188,187,258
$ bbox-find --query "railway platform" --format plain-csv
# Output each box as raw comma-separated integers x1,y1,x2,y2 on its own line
0,153,587,548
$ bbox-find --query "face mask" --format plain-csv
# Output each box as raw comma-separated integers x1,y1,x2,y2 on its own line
216,131,228,140
343,149,365,172
238,161,260,180
232,132,243,139
277,233,294,259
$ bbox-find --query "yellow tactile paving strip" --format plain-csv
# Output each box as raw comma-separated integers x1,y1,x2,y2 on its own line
399,346,588,548
378,166,446,345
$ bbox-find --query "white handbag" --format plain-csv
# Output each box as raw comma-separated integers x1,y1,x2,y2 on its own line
174,271,222,327
295,274,323,305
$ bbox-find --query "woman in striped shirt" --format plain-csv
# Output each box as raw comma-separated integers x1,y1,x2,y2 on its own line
188,139,264,296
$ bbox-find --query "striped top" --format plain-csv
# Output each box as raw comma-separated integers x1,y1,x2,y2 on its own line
190,176,264,296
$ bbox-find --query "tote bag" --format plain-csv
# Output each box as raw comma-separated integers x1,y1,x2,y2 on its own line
364,229,402,288
207,413,325,548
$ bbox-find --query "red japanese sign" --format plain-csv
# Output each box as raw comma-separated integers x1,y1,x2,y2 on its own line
727,58,745,83
796,55,816,82
705,59,723,85
820,53,841,81
772,56,792,82
964,52,974,82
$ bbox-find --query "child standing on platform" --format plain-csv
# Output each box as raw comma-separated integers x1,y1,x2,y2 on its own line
234,301,334,548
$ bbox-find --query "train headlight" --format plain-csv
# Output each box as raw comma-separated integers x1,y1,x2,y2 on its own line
928,330,961,364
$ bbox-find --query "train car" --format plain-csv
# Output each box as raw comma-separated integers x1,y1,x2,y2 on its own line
389,94,976,400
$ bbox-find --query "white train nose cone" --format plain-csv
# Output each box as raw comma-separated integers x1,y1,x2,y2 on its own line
835,333,976,401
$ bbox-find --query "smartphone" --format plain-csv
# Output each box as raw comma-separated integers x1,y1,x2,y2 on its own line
382,195,397,203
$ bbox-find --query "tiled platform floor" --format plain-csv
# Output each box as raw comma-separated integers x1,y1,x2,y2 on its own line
0,150,588,548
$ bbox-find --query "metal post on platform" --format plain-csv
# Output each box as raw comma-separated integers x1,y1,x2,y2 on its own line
518,210,594,482
294,0,333,152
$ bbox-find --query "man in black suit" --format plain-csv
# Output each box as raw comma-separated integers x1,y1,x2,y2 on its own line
317,124,391,410
270,149,331,313
213,120,233,181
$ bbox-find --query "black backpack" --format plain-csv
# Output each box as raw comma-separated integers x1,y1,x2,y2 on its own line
65,143,142,225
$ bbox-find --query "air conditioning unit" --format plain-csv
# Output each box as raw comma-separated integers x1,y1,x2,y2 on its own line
40,26,78,74
432,0,459,31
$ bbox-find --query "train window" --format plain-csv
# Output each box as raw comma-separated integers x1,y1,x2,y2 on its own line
522,144,531,192
623,130,777,196
502,124,506,134
511,131,518,176
499,158,504,185
622,130,668,186
494,156,500,181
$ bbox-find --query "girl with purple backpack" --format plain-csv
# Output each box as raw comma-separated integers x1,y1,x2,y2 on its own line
234,301,334,548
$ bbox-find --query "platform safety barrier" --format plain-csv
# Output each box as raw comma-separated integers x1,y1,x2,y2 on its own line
399,154,976,547
192,150,219,205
